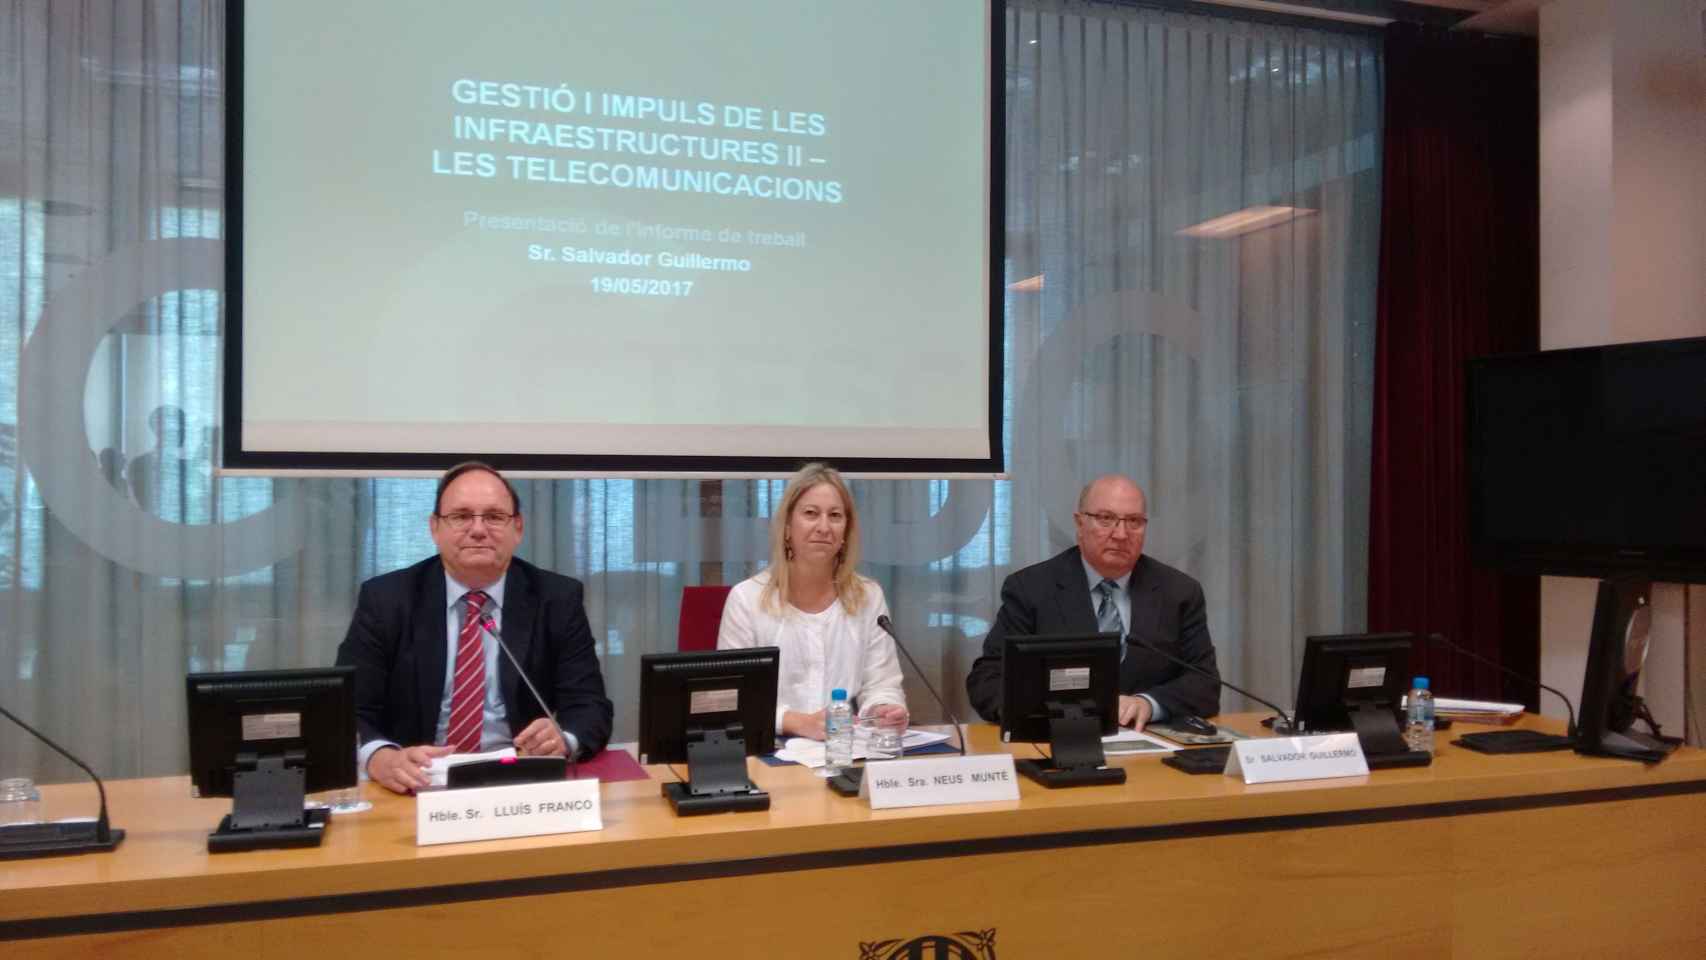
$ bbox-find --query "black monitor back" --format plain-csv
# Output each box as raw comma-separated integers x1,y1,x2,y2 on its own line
186,666,357,798
1000,632,1121,743
637,647,779,765
1293,633,1415,733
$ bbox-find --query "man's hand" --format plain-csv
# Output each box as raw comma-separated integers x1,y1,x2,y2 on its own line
782,708,827,740
860,703,909,729
367,744,451,794
1118,694,1153,731
514,717,568,757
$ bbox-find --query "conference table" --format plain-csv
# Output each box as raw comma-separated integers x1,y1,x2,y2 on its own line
3,716,1704,959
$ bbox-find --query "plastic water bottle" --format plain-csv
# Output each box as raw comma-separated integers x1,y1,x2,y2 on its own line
825,688,854,769
1405,677,1435,754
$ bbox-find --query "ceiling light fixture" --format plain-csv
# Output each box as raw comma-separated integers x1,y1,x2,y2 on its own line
1177,205,1314,238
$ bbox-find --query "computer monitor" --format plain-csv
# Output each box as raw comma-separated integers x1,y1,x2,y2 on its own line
186,666,357,852
637,647,779,815
1292,632,1419,762
999,632,1125,787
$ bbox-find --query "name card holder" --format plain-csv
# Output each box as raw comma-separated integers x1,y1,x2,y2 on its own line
417,777,601,846
1225,733,1368,785
859,754,1020,810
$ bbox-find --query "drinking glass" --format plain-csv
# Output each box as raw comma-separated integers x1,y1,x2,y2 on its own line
309,736,372,814
857,715,904,761
0,777,42,825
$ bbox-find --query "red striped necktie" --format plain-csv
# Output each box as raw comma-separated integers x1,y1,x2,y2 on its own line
446,590,490,753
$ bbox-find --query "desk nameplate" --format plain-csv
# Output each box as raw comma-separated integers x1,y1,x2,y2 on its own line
1226,734,1368,784
858,754,1020,809
416,778,601,846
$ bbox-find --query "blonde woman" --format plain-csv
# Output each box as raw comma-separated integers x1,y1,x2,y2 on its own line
717,463,907,739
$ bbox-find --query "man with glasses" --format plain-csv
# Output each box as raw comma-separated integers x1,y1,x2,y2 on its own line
965,475,1220,730
335,461,613,794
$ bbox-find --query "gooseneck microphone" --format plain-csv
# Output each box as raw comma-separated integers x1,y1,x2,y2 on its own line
0,703,125,857
1426,632,1578,737
1124,636,1297,732
875,614,966,756
478,609,579,778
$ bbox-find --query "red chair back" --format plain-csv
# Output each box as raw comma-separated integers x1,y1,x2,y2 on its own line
677,584,734,652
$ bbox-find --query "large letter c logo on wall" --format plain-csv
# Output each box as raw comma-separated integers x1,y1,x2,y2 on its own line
17,238,303,578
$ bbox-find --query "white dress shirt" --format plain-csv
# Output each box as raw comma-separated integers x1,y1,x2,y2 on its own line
716,571,906,735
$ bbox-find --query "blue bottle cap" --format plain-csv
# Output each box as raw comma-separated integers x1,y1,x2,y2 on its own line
831,688,848,701
1414,677,1429,690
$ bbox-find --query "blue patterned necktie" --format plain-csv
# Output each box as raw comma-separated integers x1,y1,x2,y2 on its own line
1095,579,1125,657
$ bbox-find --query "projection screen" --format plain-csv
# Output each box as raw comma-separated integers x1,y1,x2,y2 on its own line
224,0,1003,475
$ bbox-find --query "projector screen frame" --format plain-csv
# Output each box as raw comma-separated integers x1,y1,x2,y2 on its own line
220,0,1006,478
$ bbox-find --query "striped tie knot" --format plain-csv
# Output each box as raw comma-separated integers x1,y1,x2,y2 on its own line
463,590,490,622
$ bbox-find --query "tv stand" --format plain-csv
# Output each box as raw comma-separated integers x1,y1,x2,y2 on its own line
1016,702,1126,788
208,753,329,853
1582,727,1676,764
1576,578,1681,764
1346,703,1432,770
663,726,770,815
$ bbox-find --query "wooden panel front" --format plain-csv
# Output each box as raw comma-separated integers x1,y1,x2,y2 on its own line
13,792,1703,959
5,718,1705,958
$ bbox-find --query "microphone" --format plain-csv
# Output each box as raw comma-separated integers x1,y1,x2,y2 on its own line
1426,632,1578,737
875,614,966,756
0,703,124,858
478,608,579,778
1123,636,1297,732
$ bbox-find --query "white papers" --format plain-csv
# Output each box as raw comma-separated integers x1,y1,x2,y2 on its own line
775,738,831,768
901,729,953,750
1100,728,1179,754
1435,697,1524,715
426,747,517,787
775,728,955,769
1404,696,1525,721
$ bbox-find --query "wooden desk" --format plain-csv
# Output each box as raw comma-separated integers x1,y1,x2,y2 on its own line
4,718,1705,959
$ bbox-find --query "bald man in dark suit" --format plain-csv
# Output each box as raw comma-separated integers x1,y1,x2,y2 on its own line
966,475,1219,728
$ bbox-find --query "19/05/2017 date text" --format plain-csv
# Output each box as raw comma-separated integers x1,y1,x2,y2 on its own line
589,276,695,297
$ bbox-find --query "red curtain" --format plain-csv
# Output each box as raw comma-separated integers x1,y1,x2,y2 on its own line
1370,25,1541,705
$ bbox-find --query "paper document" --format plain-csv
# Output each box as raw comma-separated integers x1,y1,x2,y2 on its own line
775,728,955,769
426,747,517,787
1404,696,1525,716
776,739,831,769
901,729,952,750
1100,728,1178,753
1434,697,1525,714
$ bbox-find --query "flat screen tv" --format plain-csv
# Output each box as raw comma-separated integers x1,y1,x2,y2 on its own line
1467,336,1706,583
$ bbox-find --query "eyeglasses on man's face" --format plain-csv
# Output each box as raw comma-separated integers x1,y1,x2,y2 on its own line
1077,511,1148,533
435,511,515,531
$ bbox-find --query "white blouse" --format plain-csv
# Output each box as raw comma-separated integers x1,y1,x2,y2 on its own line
716,571,905,735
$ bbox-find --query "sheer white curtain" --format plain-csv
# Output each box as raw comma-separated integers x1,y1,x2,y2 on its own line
0,0,1381,786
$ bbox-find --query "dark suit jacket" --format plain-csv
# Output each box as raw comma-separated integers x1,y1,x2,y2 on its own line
965,547,1220,722
335,555,613,758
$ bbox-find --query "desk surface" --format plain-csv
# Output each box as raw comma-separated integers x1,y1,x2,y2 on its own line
5,715,1706,947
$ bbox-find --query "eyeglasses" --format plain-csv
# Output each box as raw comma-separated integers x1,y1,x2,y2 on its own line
1078,512,1148,533
435,511,515,530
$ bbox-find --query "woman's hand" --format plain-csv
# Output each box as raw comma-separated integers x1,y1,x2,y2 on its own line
782,708,828,740
861,703,909,730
